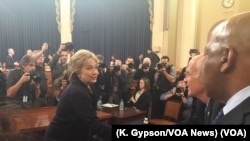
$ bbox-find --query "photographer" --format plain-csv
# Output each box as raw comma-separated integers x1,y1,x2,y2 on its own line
108,59,126,104
122,56,136,105
6,55,41,108
32,45,50,107
134,57,156,90
154,56,176,93
50,42,74,82
95,62,110,103
152,55,176,118
160,80,192,121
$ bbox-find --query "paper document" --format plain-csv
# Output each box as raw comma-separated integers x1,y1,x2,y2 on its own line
102,103,118,108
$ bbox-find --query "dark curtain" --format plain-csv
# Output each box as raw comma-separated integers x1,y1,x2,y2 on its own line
0,0,60,63
73,0,152,64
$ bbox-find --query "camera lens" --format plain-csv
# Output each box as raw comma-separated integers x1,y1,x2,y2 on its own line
30,72,42,83
157,63,164,69
63,42,74,51
142,64,149,69
113,65,120,72
176,87,183,93
128,63,133,69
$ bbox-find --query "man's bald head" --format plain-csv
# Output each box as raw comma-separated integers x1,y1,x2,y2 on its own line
203,11,250,103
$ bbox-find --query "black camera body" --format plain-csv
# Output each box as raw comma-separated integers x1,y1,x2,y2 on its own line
63,42,74,51
99,63,107,69
189,49,199,57
113,65,121,72
142,63,149,69
176,87,183,93
128,63,134,69
157,63,165,69
30,72,42,83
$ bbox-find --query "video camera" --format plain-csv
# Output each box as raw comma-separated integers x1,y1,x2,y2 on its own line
62,42,74,51
30,72,42,83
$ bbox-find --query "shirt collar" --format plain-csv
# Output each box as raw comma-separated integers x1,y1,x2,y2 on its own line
223,85,250,115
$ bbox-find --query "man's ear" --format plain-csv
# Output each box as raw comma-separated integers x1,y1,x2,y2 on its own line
220,47,235,73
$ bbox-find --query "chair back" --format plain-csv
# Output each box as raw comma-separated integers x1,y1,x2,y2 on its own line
163,100,182,122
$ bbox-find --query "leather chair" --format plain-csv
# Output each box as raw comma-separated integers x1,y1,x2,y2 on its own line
148,100,182,125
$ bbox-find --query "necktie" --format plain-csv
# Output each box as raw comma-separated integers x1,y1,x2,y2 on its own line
212,109,224,124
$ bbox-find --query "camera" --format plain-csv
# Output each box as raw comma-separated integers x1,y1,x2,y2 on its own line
30,72,42,83
128,63,134,69
113,65,121,72
99,63,107,69
63,42,74,51
157,63,165,69
176,87,183,93
189,49,199,57
142,63,149,69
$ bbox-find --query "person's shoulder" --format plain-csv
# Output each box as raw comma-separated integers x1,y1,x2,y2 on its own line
143,91,151,95
242,97,250,109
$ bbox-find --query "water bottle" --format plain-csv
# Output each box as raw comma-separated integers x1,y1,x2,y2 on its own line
143,117,149,124
97,96,102,110
119,99,124,111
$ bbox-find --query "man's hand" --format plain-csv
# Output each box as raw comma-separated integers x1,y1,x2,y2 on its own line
41,42,49,52
20,73,31,83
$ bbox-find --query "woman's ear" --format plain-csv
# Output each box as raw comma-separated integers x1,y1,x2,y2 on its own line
220,47,235,73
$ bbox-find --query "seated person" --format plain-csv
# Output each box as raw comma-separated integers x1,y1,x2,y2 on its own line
127,77,151,116
6,55,41,108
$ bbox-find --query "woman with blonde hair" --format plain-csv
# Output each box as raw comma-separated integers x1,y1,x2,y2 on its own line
45,49,111,141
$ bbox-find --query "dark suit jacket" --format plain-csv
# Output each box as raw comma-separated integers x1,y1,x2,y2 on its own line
216,97,250,124
128,90,151,112
178,98,206,124
5,55,15,69
204,98,224,124
45,79,111,141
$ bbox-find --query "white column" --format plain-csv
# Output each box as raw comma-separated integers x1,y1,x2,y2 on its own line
176,0,198,67
60,0,72,42
152,0,165,57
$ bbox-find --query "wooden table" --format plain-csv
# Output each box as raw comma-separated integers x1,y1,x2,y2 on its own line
101,106,146,124
10,106,112,132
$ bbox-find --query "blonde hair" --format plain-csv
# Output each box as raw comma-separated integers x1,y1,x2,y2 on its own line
67,49,98,82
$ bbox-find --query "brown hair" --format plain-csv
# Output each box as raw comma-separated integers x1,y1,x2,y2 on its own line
140,77,151,92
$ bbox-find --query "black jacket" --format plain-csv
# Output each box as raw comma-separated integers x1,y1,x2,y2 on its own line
45,79,111,141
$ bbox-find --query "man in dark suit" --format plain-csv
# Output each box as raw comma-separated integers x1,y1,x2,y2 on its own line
5,48,19,70
202,12,250,124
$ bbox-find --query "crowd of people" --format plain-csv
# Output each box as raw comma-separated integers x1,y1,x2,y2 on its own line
0,11,250,141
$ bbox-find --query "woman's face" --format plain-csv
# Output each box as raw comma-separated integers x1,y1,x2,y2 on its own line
139,79,145,90
79,58,99,85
